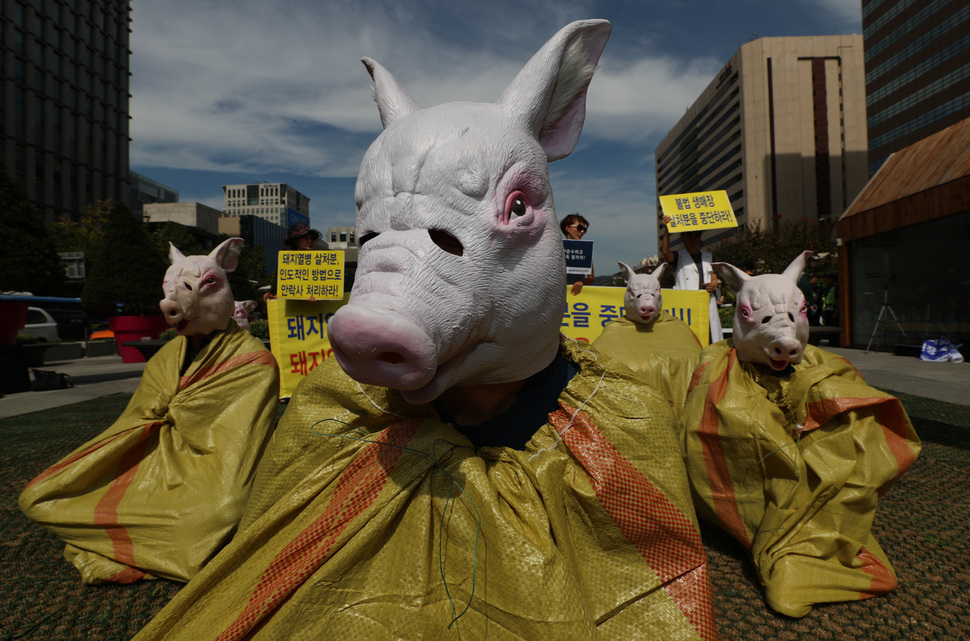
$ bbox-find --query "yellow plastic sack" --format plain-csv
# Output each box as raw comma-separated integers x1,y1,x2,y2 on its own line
681,342,921,617
19,322,280,584
134,339,716,641
593,311,702,420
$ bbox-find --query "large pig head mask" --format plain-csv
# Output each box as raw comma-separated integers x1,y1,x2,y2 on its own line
159,238,244,337
327,20,611,404
714,251,813,371
620,261,666,325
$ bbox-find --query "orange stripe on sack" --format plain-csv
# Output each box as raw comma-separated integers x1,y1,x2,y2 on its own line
179,350,278,389
687,360,709,396
875,400,918,490
552,407,716,641
858,546,897,598
697,349,751,548
26,428,137,488
92,421,161,573
214,419,421,641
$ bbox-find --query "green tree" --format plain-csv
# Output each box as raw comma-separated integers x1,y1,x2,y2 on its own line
153,221,207,259
713,219,838,277
0,166,66,295
82,201,167,316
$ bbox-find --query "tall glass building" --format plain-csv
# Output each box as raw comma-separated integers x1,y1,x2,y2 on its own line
863,0,970,174
1,0,132,222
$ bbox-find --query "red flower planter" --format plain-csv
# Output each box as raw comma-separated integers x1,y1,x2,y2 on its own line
109,315,170,363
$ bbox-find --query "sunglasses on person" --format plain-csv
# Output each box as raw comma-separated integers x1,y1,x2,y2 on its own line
568,224,588,233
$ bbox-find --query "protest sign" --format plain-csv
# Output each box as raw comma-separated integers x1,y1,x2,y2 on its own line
267,297,349,397
563,239,593,276
659,190,738,233
277,251,345,300
561,286,712,346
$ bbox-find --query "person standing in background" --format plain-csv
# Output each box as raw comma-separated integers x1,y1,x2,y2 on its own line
560,213,594,295
661,214,723,343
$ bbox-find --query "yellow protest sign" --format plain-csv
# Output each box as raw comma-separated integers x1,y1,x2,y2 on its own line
561,286,713,347
659,190,738,233
267,297,350,397
278,251,345,300
268,286,714,397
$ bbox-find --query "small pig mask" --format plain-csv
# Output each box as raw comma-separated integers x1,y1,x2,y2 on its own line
327,20,611,404
159,238,244,337
714,250,813,371
233,300,258,332
620,261,666,325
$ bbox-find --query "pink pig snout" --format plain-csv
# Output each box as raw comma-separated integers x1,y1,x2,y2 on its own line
159,296,188,329
768,335,803,370
328,305,438,390
638,303,658,321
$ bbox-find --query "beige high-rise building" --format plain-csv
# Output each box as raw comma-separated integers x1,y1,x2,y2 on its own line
655,36,868,246
222,182,310,228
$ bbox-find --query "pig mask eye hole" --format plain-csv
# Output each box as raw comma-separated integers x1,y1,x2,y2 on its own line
502,191,529,224
761,315,771,324
184,282,193,291
788,312,795,322
358,232,378,248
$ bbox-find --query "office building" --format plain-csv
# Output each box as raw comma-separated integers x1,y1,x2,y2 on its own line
836,0,970,348
863,0,970,174
655,36,868,249
218,214,285,278
1,0,132,222
129,171,178,214
222,182,310,229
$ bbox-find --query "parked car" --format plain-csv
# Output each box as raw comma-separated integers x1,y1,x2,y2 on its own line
21,307,61,343
47,308,91,341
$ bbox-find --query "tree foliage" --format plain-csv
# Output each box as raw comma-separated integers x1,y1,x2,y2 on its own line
712,219,838,278
82,201,168,316
0,166,66,295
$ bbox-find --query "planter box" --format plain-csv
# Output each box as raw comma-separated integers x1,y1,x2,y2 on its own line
109,316,170,363
0,345,30,394
86,340,119,357
0,302,28,346
43,342,85,362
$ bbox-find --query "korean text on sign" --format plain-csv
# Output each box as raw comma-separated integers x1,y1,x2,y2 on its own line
659,190,738,233
278,251,346,300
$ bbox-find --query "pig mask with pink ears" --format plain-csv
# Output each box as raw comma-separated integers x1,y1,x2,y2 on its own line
327,20,612,404
159,238,244,337
620,261,667,325
714,250,813,371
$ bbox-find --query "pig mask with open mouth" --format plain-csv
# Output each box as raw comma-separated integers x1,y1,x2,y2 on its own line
159,238,243,337
714,250,813,371
327,20,611,404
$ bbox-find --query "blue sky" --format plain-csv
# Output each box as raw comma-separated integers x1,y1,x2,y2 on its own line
129,0,862,278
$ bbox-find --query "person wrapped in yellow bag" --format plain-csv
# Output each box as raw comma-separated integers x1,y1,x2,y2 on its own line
133,21,716,640
594,262,702,421
682,251,920,617
19,238,280,584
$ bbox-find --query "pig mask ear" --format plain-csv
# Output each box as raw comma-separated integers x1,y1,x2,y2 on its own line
652,262,667,281
362,58,420,129
209,237,244,273
781,250,814,282
618,261,635,285
497,20,611,161
169,242,186,264
712,261,749,295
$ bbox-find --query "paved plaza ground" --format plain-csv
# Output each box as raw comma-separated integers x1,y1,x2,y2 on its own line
1,348,968,639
